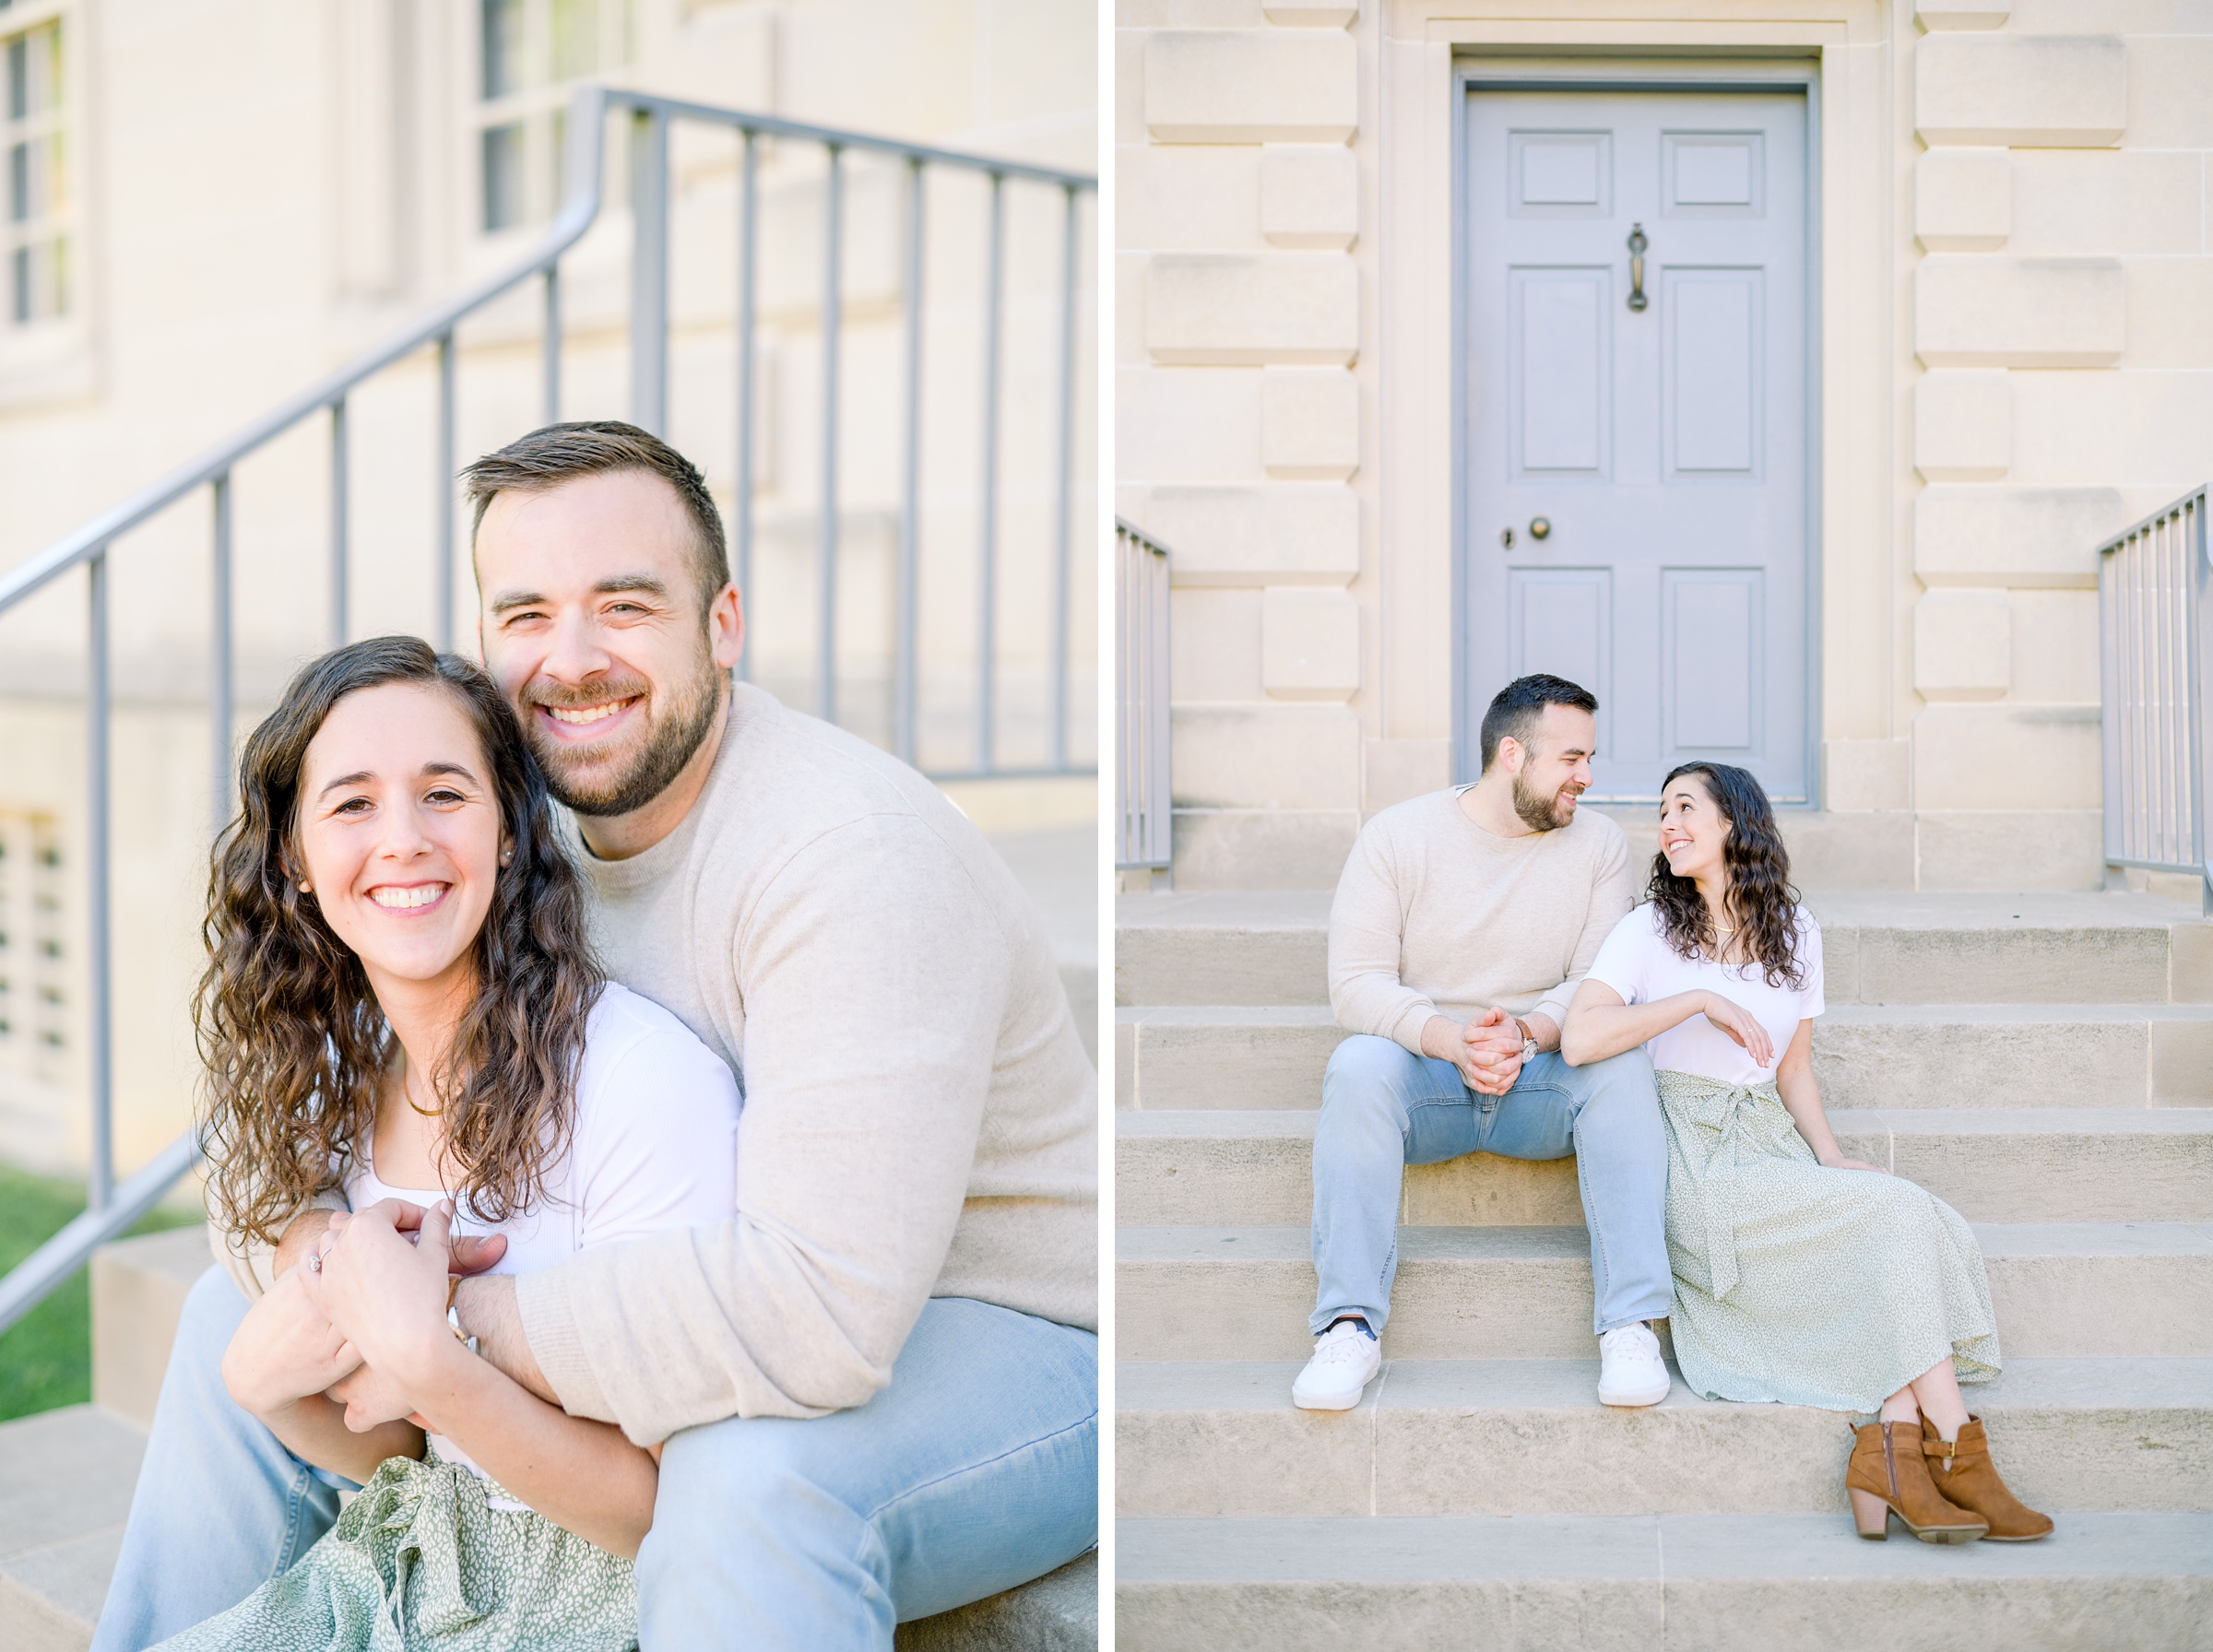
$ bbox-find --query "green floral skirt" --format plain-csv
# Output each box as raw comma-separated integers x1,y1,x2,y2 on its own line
150,1455,637,1652
1657,1069,2001,1412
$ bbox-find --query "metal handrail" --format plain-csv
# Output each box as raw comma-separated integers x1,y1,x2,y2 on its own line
0,84,1095,1337
1116,520,1172,872
2098,485,2211,915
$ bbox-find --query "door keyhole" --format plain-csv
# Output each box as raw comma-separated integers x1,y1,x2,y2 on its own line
1627,223,1649,313
1499,526,1515,549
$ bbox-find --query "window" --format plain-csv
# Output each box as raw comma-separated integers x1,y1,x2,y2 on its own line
477,0,630,234
3,11,67,326
0,810,65,1077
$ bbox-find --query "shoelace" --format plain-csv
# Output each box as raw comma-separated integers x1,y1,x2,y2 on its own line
1314,1329,1371,1363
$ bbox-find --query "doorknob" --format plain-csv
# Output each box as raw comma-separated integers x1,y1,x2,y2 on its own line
1627,223,1648,313
1529,517,1551,540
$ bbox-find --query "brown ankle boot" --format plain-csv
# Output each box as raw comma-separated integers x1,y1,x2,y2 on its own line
1846,1421,1987,1543
1922,1416,2053,1541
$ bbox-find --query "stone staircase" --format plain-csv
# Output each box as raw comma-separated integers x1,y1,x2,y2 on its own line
1114,887,2213,1648
0,1228,1095,1649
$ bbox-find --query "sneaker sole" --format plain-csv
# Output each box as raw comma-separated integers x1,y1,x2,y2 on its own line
1292,1388,1363,1415
1596,1382,1672,1408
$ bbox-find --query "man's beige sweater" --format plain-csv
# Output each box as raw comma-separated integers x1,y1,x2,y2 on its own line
216,683,1096,1446
1329,788,1636,1052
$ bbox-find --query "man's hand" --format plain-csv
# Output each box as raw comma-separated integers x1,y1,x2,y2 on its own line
272,1208,337,1280
1422,1009,1523,1095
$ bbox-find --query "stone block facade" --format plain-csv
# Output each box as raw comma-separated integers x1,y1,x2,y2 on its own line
1120,0,2213,894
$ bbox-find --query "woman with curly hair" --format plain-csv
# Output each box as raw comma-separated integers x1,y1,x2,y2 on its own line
1561,761,2050,1548
157,636,738,1651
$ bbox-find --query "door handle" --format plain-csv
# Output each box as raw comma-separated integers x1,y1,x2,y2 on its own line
1627,223,1648,313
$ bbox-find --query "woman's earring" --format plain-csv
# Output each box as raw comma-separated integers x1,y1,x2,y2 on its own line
500,851,513,867
298,880,311,893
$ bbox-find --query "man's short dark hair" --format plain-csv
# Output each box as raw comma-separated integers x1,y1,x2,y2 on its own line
461,420,731,612
1479,673,1599,771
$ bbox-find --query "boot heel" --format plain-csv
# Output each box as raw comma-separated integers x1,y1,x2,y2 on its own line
1850,1487,1891,1540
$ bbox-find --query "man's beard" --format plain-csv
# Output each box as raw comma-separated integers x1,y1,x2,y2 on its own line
1511,769,1579,832
522,661,724,818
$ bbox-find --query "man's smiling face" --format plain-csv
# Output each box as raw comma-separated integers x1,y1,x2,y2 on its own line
474,466,737,818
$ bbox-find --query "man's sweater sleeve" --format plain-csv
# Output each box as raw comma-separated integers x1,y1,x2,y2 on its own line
1328,820,1432,1055
1533,826,1638,1029
515,814,1004,1446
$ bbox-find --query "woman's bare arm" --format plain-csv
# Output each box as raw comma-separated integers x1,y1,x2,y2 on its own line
392,1337,660,1558
1560,977,1774,1068
1773,1020,1884,1173
307,1199,658,1558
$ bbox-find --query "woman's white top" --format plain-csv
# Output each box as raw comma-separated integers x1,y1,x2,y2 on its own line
344,982,740,1506
1582,902,1825,1086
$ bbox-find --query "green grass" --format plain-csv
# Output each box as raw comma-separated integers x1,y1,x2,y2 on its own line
0,1162,201,1422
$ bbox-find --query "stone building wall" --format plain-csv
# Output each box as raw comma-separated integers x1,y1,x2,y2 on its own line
1116,0,2213,892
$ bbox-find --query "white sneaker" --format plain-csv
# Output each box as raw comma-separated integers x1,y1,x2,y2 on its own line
1291,1318,1382,1410
1596,1322,1672,1408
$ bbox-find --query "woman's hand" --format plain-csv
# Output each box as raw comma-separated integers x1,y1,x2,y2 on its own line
303,1198,466,1402
220,1262,361,1418
1698,990,1775,1068
1817,1150,1890,1175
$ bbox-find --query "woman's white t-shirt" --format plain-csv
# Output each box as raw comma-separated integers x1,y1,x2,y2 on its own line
1582,902,1825,1085
345,981,740,1504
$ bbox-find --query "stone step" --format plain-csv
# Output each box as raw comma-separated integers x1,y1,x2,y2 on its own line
0,1227,1094,1651
1115,1223,2213,1362
1115,1512,2213,1651
1116,891,2213,1009
0,1404,146,1652
1115,1109,2213,1227
1116,1003,2213,1112
1117,1357,2213,1519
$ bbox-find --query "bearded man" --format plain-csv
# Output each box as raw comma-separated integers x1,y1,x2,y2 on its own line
95,423,1095,1652
1291,673,1675,1412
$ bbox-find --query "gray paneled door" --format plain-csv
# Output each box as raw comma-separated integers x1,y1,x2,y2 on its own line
1462,88,1810,802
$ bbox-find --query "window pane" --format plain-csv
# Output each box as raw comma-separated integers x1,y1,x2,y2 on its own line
9,245,25,324
481,122,526,231
6,38,23,122
481,0,524,100
8,141,24,221
551,0,598,81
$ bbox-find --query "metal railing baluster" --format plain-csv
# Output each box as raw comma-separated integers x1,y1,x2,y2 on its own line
435,333,457,652
976,171,1004,773
1048,183,1079,773
631,109,670,438
542,266,562,425
817,145,844,725
734,128,758,683
330,398,349,647
895,158,924,766
2100,484,2212,912
211,473,234,835
85,549,112,1214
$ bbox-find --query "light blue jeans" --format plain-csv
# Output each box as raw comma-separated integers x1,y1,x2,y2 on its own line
1311,1034,1673,1338
92,1268,1097,1652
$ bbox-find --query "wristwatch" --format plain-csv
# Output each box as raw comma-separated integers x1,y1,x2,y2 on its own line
1513,1017,1540,1064
445,1275,480,1357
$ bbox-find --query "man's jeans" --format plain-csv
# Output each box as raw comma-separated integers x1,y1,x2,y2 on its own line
1311,1034,1673,1338
91,1268,1097,1652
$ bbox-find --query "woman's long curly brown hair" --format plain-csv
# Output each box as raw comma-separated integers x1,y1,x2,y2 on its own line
1647,761,1807,989
195,636,604,1246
